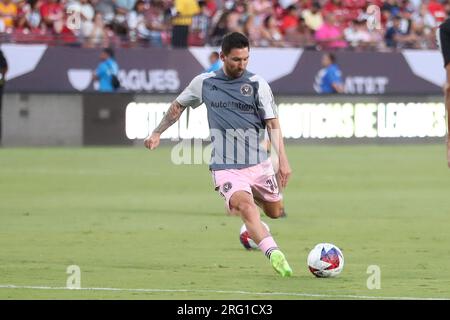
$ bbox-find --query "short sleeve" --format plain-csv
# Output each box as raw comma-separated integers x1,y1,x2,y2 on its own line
256,76,277,119
96,63,106,78
329,67,342,85
176,74,205,109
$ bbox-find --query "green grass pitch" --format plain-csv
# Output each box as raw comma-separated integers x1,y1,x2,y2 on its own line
0,144,449,299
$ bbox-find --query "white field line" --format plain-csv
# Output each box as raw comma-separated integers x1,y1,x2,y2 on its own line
0,284,448,300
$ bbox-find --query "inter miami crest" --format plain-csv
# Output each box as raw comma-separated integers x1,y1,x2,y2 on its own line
223,182,232,193
240,84,253,97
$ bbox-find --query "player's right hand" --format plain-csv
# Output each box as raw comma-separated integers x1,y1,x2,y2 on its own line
144,133,160,150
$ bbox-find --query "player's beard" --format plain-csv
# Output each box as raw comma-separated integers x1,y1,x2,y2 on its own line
235,69,245,77
224,65,245,79
230,68,245,78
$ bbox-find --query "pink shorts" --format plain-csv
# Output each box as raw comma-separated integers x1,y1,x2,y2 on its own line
211,159,282,211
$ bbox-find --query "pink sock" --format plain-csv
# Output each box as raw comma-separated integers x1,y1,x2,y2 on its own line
258,236,279,259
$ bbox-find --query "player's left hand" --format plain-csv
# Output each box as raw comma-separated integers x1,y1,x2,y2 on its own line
277,158,292,189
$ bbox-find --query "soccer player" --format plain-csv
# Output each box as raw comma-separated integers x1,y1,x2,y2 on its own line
437,19,450,167
144,32,293,277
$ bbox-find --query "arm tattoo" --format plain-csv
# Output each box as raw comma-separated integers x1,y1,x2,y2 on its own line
153,101,186,134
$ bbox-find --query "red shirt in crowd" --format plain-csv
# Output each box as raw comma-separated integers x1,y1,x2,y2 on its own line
40,0,63,21
428,0,446,22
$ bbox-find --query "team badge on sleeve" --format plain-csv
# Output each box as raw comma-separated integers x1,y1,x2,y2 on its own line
223,182,232,193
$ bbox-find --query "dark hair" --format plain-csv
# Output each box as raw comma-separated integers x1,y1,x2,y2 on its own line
210,51,220,58
287,4,297,11
325,52,336,64
134,0,145,11
221,32,250,55
103,47,115,58
263,15,273,28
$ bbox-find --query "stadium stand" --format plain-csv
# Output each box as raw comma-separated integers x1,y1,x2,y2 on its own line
0,0,447,49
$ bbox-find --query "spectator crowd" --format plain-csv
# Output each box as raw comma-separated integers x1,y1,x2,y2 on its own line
0,0,448,50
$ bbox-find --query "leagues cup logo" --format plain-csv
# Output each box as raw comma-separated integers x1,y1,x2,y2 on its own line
240,84,253,97
68,69,93,91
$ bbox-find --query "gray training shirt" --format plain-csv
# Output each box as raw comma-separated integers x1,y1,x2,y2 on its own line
176,68,278,171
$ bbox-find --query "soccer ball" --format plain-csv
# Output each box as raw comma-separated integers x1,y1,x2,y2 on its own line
307,243,344,278
239,222,270,250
